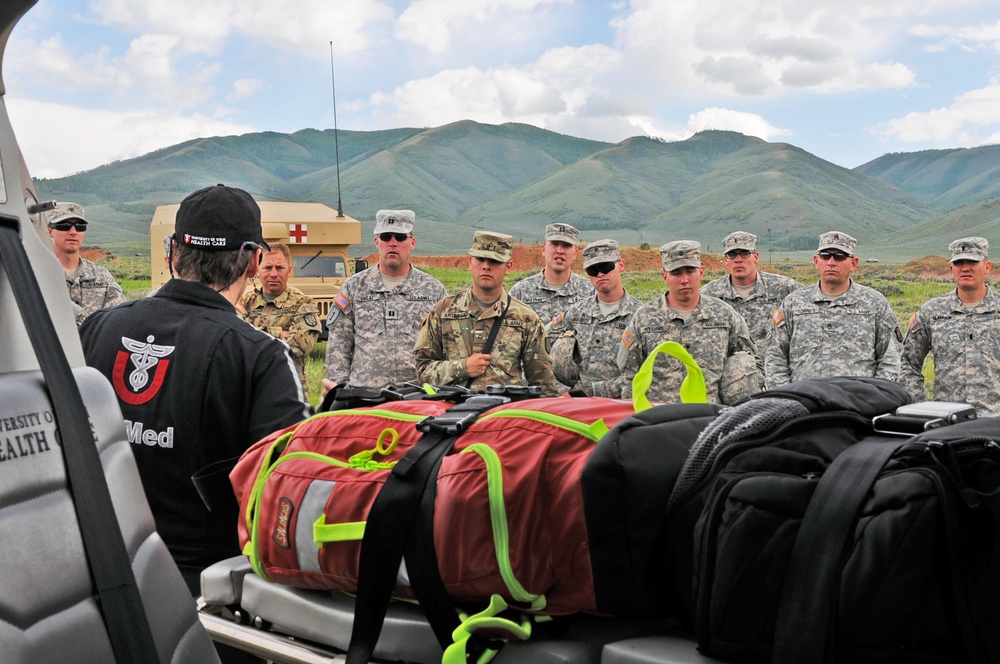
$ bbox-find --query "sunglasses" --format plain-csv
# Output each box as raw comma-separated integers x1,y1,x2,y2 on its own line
817,251,851,262
50,221,87,232
585,261,617,277
378,232,410,243
725,250,752,259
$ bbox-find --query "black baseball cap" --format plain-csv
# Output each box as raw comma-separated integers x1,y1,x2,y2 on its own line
175,184,269,251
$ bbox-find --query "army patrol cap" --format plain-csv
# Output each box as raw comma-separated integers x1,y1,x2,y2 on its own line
175,184,269,251
583,239,621,269
546,223,580,245
817,231,857,256
46,202,87,227
949,236,989,262
722,231,757,253
660,240,702,271
469,230,515,262
374,209,415,236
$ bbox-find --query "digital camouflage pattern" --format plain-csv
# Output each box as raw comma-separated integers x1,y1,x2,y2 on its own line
509,271,594,328
325,265,447,390
413,287,559,396
817,231,858,255
545,223,581,244
701,270,804,358
764,281,902,388
615,293,761,404
901,288,1000,416
66,256,126,324
721,231,757,253
549,290,642,397
373,209,415,235
660,240,702,271
949,236,989,262
241,285,322,391
582,239,621,268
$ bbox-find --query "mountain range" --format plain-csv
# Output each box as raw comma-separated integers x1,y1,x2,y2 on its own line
33,120,1000,259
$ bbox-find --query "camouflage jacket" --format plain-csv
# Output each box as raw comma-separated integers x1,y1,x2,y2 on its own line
764,280,902,388
413,287,559,396
701,270,804,358
616,293,760,404
901,288,1000,416
241,285,321,390
325,265,447,390
67,257,126,324
509,270,594,325
549,291,642,397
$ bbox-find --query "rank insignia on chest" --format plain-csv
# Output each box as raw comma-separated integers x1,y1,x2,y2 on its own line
386,309,398,320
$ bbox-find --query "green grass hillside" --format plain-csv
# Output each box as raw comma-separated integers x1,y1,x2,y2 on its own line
33,120,1000,259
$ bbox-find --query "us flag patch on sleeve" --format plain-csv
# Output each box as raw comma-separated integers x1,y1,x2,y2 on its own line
551,312,563,326
622,329,635,349
772,309,785,326
335,293,351,310
908,313,919,331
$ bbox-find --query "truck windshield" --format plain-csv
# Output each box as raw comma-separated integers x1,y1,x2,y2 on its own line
294,255,347,278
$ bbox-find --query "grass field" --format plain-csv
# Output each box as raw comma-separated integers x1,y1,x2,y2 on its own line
95,252,952,407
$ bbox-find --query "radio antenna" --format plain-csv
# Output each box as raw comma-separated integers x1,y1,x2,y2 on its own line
329,41,344,218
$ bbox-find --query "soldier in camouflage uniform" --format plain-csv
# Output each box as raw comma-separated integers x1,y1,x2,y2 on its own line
510,222,594,326
701,231,803,359
616,240,761,405
902,237,1000,415
324,210,447,391
46,202,126,324
549,239,641,397
413,231,558,396
765,231,902,388
240,243,322,391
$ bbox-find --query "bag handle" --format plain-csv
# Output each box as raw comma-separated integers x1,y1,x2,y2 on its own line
631,341,707,412
0,215,159,663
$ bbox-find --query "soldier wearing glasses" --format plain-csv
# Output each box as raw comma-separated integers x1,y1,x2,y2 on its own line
701,231,802,358
324,209,447,391
548,239,641,397
45,202,125,324
764,231,902,388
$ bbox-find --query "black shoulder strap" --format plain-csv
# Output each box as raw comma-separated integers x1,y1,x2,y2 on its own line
465,295,511,388
0,215,159,662
772,435,905,664
346,396,507,663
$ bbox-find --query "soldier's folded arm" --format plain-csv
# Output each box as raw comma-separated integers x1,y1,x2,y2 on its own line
873,306,903,382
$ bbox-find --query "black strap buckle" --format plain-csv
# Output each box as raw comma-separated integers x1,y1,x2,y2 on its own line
415,395,510,435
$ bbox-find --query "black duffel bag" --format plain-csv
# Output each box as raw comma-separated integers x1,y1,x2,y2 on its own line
662,376,913,638
772,416,1000,664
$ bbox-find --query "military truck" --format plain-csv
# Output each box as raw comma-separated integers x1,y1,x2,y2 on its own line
151,200,362,328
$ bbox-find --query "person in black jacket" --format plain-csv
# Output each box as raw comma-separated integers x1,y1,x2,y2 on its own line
80,184,312,594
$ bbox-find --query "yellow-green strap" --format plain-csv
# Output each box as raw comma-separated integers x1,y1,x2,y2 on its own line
314,515,366,546
462,444,545,609
632,340,707,412
442,595,532,664
479,409,609,442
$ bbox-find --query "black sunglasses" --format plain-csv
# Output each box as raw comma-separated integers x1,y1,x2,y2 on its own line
585,261,617,277
725,250,752,259
817,251,851,261
50,221,87,232
378,232,410,243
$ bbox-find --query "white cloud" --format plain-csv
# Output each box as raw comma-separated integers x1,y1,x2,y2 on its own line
611,0,923,96
910,18,1000,53
395,0,570,54
89,0,395,55
7,98,257,178
228,79,263,102
680,108,791,141
874,82,1000,144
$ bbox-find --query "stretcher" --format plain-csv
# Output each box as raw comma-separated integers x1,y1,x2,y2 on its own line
197,556,721,663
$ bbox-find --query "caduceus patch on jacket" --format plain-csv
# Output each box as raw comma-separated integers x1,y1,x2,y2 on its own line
112,335,175,405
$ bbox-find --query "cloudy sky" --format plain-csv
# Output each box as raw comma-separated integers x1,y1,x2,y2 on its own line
6,0,1000,179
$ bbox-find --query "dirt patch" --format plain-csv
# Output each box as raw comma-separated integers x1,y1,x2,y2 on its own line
903,255,951,280
374,244,728,273
80,248,107,262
